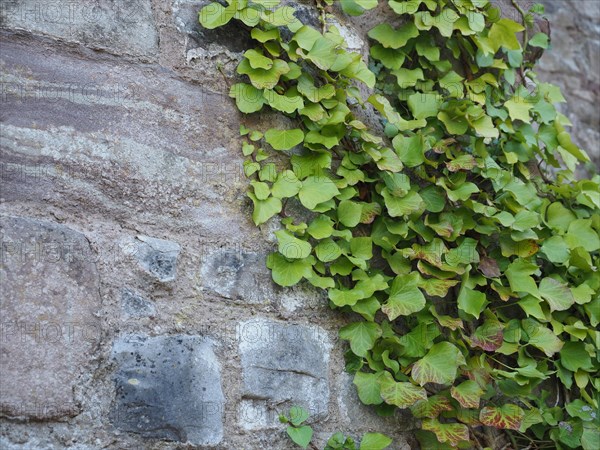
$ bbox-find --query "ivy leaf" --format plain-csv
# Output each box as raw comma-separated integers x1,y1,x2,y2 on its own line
539,277,575,311
457,286,488,319
289,406,309,426
378,372,427,408
505,97,533,122
306,36,338,70
392,134,425,167
522,318,564,357
560,342,593,372
275,230,312,259
529,32,549,49
298,175,340,209
229,83,265,113
359,433,393,450
408,93,442,119
505,259,540,298
471,319,504,352
339,321,382,357
248,192,281,225
265,128,304,150
411,342,465,386
353,371,384,405
368,23,419,49
480,405,525,430
244,48,273,69
199,2,234,29
382,272,426,320
263,90,304,114
451,380,484,408
267,253,314,287
382,189,425,217
272,170,302,198
422,419,470,447
287,425,313,449
237,58,290,90
410,394,453,419
307,215,334,239
489,19,524,51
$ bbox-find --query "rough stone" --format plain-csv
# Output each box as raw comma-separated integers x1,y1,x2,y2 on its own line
0,215,101,420
0,0,159,58
132,235,181,282
199,249,275,303
238,319,331,428
110,334,224,446
120,288,156,318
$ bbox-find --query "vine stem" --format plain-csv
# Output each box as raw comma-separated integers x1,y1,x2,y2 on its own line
511,0,529,50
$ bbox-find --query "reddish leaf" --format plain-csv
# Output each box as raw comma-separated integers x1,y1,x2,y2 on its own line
422,419,470,447
451,380,484,408
480,404,525,430
478,256,501,278
410,394,453,419
471,320,504,351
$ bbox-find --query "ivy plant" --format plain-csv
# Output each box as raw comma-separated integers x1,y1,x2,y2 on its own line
200,1,599,448
280,406,392,449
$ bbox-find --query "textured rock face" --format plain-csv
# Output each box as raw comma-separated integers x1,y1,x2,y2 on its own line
238,319,331,429
111,334,224,446
0,1,595,448
0,216,101,420
538,0,600,168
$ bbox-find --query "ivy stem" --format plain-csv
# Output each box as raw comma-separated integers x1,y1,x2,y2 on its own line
511,0,529,51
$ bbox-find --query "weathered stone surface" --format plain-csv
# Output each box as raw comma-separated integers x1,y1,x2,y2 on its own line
120,288,156,318
0,0,159,58
132,235,180,282
111,334,224,446
538,0,600,168
199,249,275,303
238,319,331,428
0,215,101,419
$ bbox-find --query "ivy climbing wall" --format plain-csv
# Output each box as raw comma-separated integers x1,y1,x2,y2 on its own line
0,1,597,449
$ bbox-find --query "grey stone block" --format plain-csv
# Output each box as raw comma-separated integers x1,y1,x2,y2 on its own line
199,249,275,303
111,334,224,446
120,288,156,318
238,319,331,428
133,235,181,282
0,0,159,57
0,216,101,419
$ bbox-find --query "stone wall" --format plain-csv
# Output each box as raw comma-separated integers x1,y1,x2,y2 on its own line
0,1,597,449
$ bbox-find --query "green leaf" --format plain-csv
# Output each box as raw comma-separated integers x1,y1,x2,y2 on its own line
368,22,419,49
353,371,383,405
339,321,382,357
522,318,564,357
382,272,426,320
378,371,427,408
480,404,525,430
265,128,304,150
237,58,290,89
529,32,549,49
410,395,453,419
411,342,465,386
307,215,334,239
408,93,442,119
248,192,282,225
338,200,362,228
382,189,424,217
560,342,593,372
392,134,425,167
539,277,575,311
298,175,340,209
275,230,312,259
489,19,525,51
289,406,309,426
451,380,484,408
457,286,488,319
287,425,313,449
505,259,539,298
263,90,304,114
359,432,392,450
272,170,302,198
199,2,234,29
505,97,533,122
421,419,470,447
267,253,314,287
230,83,265,113
244,48,273,69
